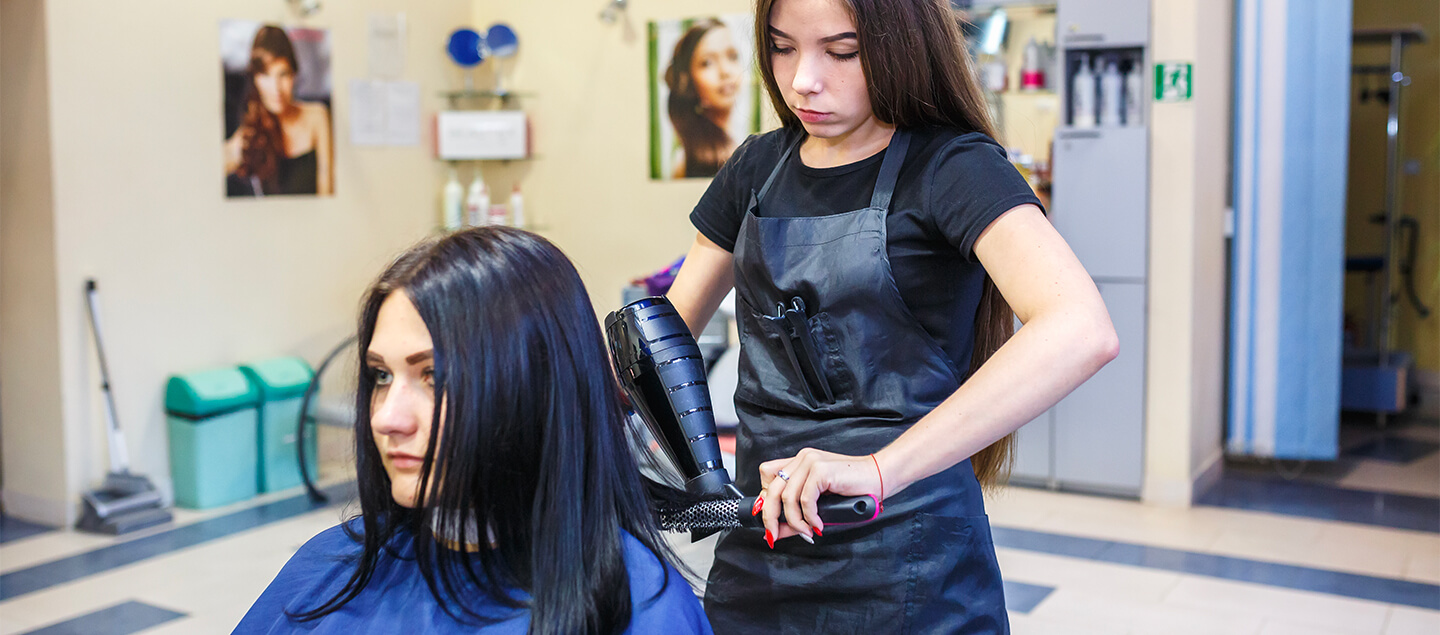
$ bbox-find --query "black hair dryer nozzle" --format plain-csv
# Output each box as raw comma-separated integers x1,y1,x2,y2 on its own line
606,297,742,500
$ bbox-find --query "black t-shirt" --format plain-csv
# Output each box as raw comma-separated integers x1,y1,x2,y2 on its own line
690,126,1042,373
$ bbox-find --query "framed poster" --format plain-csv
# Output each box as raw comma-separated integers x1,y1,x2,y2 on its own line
221,21,334,197
649,15,762,180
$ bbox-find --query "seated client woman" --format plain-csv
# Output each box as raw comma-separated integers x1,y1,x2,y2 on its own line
237,227,711,634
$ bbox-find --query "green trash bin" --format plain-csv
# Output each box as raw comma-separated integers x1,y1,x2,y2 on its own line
165,368,259,509
240,357,317,493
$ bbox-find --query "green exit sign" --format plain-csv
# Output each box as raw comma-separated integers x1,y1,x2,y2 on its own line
1155,62,1193,102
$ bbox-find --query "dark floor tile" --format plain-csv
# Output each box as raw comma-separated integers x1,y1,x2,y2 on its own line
992,526,1440,610
1196,472,1439,533
0,482,354,602
20,600,185,635
1344,437,1440,464
0,514,56,544
1003,580,1055,614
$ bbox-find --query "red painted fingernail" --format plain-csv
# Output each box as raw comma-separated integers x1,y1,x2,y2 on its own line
813,525,823,537
752,497,764,517
765,529,775,549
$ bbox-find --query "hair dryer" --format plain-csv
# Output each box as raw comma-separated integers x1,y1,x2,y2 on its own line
606,296,879,533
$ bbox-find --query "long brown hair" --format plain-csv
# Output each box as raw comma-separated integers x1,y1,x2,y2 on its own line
235,25,297,192
753,0,1015,489
665,19,734,177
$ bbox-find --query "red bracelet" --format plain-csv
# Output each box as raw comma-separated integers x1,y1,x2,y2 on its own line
870,453,885,514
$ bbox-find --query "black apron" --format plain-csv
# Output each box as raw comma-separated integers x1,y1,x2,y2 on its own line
703,130,1009,634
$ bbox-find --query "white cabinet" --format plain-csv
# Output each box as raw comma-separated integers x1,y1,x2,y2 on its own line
1010,283,1146,496
1058,0,1149,48
1051,127,1149,281
1009,0,1149,497
1053,281,1146,494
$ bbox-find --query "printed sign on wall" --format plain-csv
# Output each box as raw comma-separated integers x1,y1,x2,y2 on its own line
1154,62,1194,102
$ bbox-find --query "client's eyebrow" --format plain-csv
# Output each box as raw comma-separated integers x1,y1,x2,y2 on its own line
363,350,434,365
767,26,857,44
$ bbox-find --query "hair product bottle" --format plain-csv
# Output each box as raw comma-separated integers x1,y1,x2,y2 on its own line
487,203,508,226
1125,66,1144,126
1100,58,1123,126
1072,54,1097,128
466,168,489,226
509,183,525,229
443,167,464,230
1021,37,1046,91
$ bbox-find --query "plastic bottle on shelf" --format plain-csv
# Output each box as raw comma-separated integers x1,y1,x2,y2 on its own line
1100,58,1123,126
509,183,525,229
1125,65,1144,126
1042,41,1057,91
487,203,508,226
466,168,489,226
442,167,464,230
983,58,1008,93
1072,54,1097,128
1021,37,1045,91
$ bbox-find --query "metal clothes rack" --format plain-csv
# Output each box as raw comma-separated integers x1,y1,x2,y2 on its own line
1351,25,1426,364
1346,25,1427,426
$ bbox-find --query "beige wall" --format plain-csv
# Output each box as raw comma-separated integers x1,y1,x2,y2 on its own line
1,0,67,522
2,0,471,525
1345,1,1438,374
1142,0,1230,506
469,0,774,313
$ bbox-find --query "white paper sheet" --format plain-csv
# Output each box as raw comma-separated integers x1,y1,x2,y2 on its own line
349,80,420,147
368,13,406,80
349,79,388,146
384,81,420,146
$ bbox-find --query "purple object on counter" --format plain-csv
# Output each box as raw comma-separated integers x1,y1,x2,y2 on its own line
642,256,686,296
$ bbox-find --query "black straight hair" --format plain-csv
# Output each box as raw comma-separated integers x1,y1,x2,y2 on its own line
292,227,684,634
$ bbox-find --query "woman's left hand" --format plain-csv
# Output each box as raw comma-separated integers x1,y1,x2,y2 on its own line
758,448,882,545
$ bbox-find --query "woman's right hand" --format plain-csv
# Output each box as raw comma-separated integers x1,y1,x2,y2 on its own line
756,448,884,547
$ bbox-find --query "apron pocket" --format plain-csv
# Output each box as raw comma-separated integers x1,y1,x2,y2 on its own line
805,311,852,403
902,514,1008,635
736,299,821,412
745,308,850,409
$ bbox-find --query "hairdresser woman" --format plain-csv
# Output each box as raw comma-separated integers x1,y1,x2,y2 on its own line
664,0,1118,632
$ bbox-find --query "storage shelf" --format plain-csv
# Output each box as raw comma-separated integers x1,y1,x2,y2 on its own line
440,90,534,100
441,155,543,163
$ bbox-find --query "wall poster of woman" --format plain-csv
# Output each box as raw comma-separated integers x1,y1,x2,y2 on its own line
649,15,763,180
221,20,334,197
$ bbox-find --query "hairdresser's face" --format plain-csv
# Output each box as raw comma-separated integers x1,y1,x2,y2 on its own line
767,0,877,140
691,26,741,112
367,291,439,508
253,54,295,115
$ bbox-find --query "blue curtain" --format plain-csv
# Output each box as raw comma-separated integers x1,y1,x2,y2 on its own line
1229,0,1351,459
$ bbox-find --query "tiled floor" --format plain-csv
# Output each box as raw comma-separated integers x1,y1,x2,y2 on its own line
1221,414,1440,500
1198,415,1440,534
2,424,1437,634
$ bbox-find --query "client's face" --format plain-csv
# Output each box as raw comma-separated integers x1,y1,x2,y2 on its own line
366,291,440,508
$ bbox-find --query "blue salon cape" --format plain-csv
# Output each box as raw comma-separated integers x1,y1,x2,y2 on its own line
235,520,711,633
